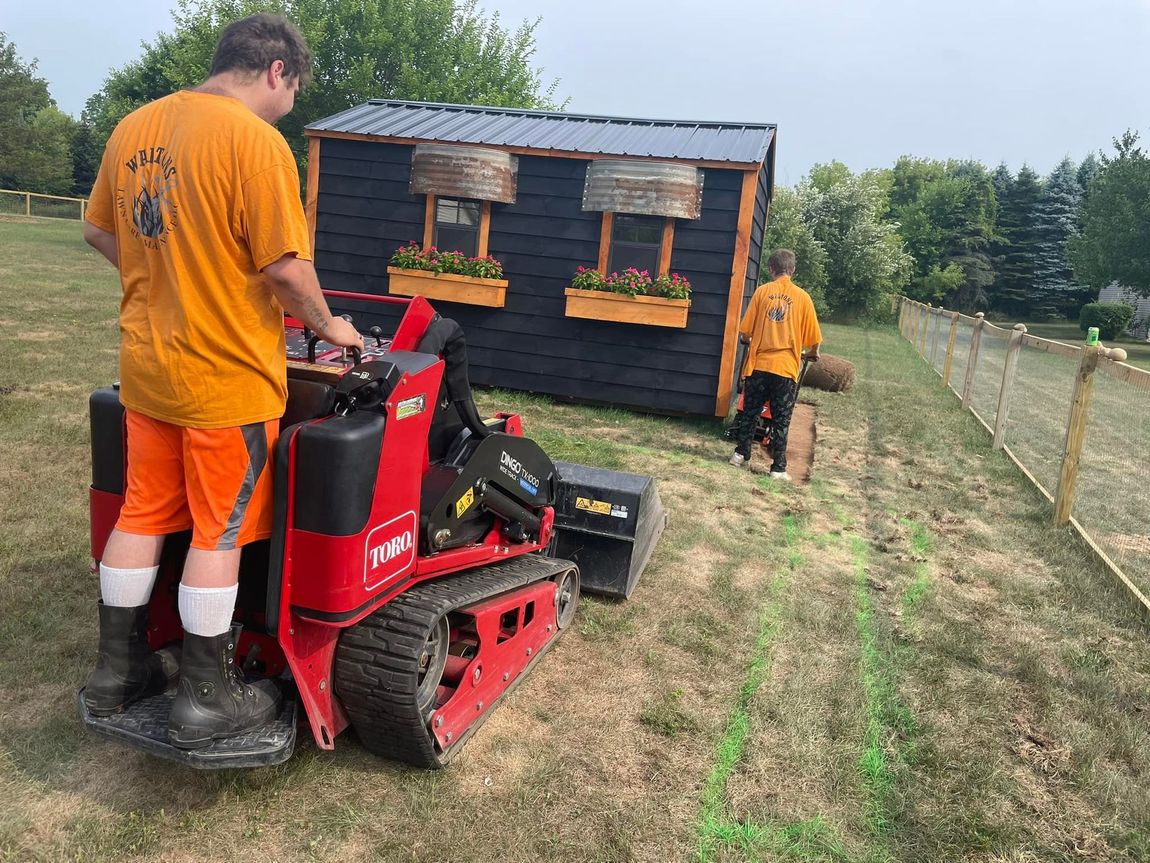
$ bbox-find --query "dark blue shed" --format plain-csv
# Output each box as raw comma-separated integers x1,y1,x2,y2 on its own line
304,100,776,417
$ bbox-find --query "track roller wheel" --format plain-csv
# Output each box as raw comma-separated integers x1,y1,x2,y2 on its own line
334,556,577,768
554,567,579,629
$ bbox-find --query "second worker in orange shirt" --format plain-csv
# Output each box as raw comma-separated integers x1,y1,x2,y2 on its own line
729,249,823,479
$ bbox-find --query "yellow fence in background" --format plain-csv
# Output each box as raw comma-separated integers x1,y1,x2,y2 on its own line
899,298,1150,616
0,189,87,221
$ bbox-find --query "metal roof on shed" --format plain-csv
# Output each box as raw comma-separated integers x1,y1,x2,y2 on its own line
306,100,776,165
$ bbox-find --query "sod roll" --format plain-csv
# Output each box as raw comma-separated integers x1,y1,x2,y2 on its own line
803,354,856,392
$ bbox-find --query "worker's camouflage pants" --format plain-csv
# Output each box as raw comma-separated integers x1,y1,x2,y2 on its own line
734,371,798,470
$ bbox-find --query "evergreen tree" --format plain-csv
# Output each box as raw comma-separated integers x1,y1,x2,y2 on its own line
1076,152,1100,196
991,164,1043,318
1030,158,1083,318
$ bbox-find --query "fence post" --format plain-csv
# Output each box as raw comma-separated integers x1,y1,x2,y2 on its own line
80,198,86,221
25,193,31,217
992,324,1027,450
918,304,931,356
942,310,960,389
1053,344,1111,525
961,312,985,409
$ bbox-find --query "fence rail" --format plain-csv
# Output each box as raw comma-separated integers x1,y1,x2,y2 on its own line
898,298,1150,616
0,189,87,221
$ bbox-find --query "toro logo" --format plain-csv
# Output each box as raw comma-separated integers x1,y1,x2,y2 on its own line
363,511,417,591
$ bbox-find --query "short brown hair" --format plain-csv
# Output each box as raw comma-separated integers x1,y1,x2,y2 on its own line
767,249,797,277
210,14,312,88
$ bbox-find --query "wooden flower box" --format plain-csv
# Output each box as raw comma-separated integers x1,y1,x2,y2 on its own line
387,266,508,308
563,287,690,329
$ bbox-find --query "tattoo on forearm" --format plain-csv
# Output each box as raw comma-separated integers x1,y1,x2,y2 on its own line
300,296,331,333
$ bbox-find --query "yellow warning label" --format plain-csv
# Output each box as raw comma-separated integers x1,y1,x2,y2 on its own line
575,496,612,516
455,487,475,519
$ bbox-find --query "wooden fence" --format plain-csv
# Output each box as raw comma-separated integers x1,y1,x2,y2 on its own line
898,297,1150,616
0,189,87,221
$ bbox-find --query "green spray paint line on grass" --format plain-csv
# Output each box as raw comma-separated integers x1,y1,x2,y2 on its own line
851,534,922,861
695,514,801,862
899,519,932,616
714,816,855,863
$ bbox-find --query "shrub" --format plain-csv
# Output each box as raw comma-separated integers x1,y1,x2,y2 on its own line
570,266,691,299
1079,302,1136,340
390,242,504,280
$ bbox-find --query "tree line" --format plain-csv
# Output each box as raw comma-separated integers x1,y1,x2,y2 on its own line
0,0,558,197
2,1,1146,319
765,144,1150,321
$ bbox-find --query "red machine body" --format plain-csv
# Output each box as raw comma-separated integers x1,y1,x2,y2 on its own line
86,293,576,767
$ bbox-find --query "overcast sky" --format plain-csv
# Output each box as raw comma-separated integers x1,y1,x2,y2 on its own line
5,0,1150,182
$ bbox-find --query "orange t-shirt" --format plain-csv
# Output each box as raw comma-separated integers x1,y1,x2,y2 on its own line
86,91,311,429
739,275,822,381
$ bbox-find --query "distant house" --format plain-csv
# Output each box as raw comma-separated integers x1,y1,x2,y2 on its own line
303,100,777,417
1097,283,1150,339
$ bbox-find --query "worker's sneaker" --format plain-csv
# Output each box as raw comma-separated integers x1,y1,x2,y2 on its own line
769,470,792,482
82,602,178,716
168,628,281,749
728,452,747,467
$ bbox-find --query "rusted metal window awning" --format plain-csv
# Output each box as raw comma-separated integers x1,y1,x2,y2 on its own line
582,160,704,220
409,144,517,203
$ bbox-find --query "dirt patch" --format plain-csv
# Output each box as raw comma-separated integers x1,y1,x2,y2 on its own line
746,402,817,482
786,402,817,482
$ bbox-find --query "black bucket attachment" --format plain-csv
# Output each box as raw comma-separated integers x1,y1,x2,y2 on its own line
549,462,667,599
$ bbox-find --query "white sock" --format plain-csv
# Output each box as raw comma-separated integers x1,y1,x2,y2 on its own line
100,563,159,608
178,584,239,637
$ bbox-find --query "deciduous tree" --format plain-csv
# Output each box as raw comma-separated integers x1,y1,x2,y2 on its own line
84,0,561,172
1070,131,1150,295
0,34,75,195
761,185,829,313
802,165,912,319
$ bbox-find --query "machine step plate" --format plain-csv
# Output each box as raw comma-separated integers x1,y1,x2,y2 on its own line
79,688,297,769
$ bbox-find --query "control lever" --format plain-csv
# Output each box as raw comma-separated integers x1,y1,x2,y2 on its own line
339,314,354,364
368,325,384,348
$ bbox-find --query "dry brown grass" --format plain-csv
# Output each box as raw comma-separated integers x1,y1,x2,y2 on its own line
3,220,1150,863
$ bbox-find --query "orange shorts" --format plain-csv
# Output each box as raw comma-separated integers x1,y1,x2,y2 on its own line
116,409,279,551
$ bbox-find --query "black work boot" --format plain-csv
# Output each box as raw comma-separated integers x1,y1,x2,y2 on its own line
168,629,281,749
82,602,177,716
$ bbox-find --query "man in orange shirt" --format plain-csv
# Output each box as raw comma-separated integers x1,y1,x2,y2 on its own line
81,14,362,747
729,249,822,479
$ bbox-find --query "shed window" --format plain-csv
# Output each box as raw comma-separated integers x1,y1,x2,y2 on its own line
607,214,663,275
422,194,492,258
597,212,676,277
434,198,481,257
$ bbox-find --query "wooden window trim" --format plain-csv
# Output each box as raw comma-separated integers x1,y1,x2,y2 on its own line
597,211,675,276
423,194,492,257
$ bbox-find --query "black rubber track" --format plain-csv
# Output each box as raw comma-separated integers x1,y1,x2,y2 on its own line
333,555,577,768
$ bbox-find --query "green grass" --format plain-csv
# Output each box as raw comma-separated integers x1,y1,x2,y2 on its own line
4,217,1150,863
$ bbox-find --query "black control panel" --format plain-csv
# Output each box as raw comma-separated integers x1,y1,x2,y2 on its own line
285,324,392,383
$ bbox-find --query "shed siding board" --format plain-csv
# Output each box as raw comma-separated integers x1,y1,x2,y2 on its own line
314,140,743,415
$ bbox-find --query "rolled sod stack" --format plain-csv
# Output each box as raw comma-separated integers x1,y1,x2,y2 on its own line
804,355,856,392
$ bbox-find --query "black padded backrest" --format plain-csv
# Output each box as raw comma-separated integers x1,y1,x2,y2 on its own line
282,379,336,427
